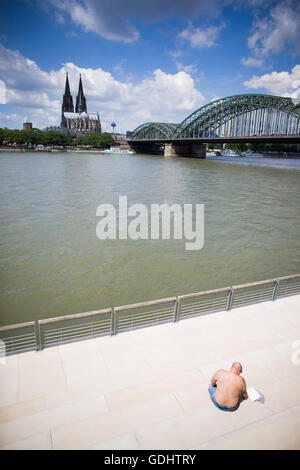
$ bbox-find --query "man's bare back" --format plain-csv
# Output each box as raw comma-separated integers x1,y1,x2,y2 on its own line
209,362,248,409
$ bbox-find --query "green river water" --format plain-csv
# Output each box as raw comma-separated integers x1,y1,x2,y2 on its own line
0,151,299,326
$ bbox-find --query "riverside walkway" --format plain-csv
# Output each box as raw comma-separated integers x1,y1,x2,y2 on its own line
0,294,300,450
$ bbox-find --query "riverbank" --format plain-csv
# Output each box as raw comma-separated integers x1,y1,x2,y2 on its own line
0,294,299,450
0,147,27,152
1,146,300,161
0,146,106,154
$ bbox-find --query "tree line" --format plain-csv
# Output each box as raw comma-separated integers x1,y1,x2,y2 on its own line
0,128,115,149
1,128,297,153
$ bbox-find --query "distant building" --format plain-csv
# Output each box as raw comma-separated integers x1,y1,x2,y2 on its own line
61,73,101,135
23,119,32,130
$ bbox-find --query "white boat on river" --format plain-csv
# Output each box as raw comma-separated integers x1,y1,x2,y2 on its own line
102,147,134,154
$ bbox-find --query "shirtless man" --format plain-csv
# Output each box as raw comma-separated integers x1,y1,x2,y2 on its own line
208,362,248,412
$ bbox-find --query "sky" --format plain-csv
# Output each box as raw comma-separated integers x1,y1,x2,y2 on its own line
0,0,300,133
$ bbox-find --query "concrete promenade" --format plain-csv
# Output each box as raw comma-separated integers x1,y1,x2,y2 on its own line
0,295,300,450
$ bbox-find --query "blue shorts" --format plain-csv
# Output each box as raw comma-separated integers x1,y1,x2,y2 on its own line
208,386,243,412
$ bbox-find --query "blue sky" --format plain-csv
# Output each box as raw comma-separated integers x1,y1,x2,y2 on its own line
0,0,299,133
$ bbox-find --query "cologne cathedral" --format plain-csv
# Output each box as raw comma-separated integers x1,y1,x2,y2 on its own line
61,73,101,135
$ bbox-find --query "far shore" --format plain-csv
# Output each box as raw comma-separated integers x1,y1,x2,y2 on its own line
0,146,110,154
1,146,300,159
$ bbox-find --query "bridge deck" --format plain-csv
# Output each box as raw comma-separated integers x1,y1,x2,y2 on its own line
0,295,300,450
130,135,300,144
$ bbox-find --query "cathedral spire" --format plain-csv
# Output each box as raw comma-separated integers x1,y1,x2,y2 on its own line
76,74,87,114
61,73,74,126
64,72,71,96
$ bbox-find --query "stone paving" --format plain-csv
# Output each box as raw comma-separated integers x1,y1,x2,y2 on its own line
0,295,300,450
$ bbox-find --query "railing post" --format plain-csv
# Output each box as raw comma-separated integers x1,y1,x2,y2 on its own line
174,298,180,322
111,308,117,336
35,321,42,351
272,280,279,301
226,288,234,311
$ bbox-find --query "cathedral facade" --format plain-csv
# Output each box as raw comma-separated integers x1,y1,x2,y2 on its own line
61,74,101,135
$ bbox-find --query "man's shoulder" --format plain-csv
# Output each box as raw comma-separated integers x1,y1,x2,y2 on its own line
214,369,227,377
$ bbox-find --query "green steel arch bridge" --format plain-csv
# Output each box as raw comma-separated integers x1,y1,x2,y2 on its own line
128,94,300,157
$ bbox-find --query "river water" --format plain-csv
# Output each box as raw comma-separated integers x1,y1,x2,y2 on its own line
0,151,299,326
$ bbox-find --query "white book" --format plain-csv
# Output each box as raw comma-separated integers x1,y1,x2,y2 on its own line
247,387,265,403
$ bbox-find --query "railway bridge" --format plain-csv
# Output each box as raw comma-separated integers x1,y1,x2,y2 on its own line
128,94,300,157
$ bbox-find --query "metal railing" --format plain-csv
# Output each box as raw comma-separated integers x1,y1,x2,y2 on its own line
38,308,112,348
178,287,231,320
114,297,177,334
230,279,276,309
0,321,37,356
0,273,299,354
276,274,300,299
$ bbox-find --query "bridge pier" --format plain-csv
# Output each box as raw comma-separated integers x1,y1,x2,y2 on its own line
128,142,163,155
164,143,206,158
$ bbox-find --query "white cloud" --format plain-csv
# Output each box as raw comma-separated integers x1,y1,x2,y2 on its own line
113,59,127,76
178,22,225,49
45,0,225,43
0,112,23,129
241,56,264,68
175,61,198,76
169,50,183,60
247,2,300,57
0,44,56,92
0,79,6,104
243,65,300,99
0,44,205,132
46,0,140,43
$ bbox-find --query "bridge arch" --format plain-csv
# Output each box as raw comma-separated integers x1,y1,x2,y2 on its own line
130,122,179,140
175,94,300,138
130,94,300,140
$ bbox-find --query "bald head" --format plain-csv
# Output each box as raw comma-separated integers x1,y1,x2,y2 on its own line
231,361,243,375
